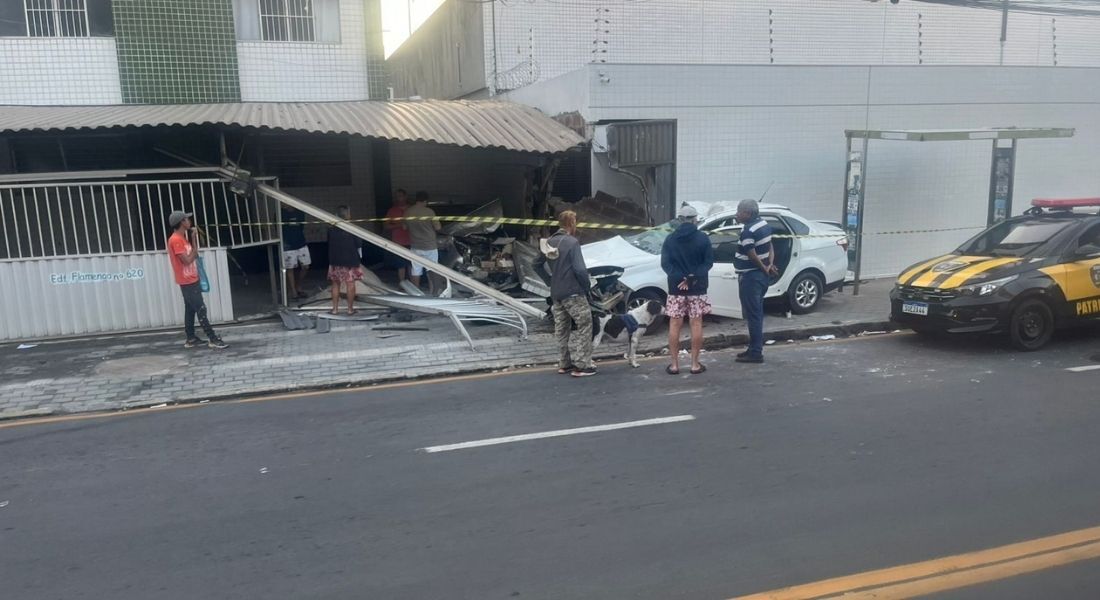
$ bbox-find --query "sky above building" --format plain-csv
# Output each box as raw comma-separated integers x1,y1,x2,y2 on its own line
382,0,445,57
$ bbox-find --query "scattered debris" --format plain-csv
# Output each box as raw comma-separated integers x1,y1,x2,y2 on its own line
199,400,210,404
316,313,380,322
0,500,8,508
399,280,427,297
810,334,837,341
971,379,982,383
259,467,269,474
823,398,833,402
16,343,37,350
765,340,776,345
150,403,168,409
858,330,887,336
373,326,430,332
278,310,313,331
377,334,401,339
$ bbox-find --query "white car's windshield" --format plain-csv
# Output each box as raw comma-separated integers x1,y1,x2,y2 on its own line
624,220,678,255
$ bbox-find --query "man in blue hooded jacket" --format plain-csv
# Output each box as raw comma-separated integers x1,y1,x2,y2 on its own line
661,204,714,375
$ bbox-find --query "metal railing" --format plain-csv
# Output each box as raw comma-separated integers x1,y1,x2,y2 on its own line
0,177,279,261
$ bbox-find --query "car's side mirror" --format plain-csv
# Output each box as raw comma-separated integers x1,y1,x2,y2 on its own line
1075,243,1100,258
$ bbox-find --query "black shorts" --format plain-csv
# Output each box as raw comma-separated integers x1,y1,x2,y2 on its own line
384,249,409,270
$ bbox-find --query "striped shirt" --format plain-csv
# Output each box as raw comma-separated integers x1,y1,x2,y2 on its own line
734,217,773,273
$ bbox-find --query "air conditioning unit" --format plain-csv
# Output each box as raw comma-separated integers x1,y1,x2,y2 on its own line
592,124,610,153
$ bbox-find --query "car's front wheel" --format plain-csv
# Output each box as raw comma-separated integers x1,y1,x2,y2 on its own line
1009,298,1054,351
628,288,666,310
788,271,824,315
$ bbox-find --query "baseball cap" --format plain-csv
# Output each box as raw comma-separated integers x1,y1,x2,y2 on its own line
677,204,698,219
168,211,192,227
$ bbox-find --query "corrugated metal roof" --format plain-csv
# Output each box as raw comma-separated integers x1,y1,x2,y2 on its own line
0,100,584,154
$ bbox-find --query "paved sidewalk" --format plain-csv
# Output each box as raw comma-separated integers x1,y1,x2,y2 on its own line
0,281,894,420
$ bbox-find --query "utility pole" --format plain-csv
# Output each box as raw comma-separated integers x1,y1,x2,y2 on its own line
999,0,1009,65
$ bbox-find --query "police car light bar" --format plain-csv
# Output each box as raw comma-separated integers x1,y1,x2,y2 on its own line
1032,197,1100,208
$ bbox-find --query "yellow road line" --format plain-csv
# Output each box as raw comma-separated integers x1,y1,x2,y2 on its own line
0,332,906,431
736,524,1100,600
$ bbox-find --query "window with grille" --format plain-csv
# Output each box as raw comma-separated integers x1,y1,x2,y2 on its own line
259,0,315,42
24,0,89,37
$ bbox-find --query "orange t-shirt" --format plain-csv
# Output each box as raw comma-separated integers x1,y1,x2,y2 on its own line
168,232,199,285
385,205,411,247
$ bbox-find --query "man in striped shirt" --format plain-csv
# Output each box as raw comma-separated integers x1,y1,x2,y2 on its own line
734,199,779,364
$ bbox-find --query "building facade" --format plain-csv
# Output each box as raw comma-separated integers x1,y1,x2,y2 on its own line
388,0,1100,277
387,0,1100,100
0,0,387,105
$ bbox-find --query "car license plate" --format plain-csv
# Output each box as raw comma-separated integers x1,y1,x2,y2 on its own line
902,301,929,316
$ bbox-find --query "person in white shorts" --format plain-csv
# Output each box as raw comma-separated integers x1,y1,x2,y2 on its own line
282,207,312,299
404,191,442,295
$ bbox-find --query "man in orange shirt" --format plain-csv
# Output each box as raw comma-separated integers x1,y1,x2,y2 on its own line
167,211,227,349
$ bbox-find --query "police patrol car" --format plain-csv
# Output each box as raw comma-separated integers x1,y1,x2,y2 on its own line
891,198,1100,351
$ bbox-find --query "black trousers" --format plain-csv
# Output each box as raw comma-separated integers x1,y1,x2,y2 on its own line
180,282,218,340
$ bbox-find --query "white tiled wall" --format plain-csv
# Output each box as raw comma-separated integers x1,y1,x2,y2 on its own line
237,0,370,101
285,137,376,243
568,64,1100,277
0,38,122,105
478,0,1100,94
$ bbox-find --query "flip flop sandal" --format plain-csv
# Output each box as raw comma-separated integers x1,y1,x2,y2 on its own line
347,310,359,316
691,364,707,375
666,365,680,375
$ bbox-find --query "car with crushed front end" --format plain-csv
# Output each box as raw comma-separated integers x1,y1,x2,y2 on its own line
582,204,849,318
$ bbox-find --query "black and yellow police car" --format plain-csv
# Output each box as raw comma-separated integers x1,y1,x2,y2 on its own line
891,198,1100,351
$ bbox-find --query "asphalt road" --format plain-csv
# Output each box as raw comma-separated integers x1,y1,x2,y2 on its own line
2,330,1100,599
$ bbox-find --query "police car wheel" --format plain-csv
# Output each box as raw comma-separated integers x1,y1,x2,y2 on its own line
1009,298,1054,352
788,271,824,315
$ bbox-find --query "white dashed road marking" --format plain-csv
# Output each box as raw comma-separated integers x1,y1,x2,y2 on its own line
419,415,697,453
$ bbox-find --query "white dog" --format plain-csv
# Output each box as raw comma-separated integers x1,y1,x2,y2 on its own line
592,300,664,368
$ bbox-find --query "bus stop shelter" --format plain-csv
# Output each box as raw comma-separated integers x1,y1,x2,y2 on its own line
843,127,1075,294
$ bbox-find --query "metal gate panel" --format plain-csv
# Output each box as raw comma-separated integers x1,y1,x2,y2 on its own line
0,249,232,341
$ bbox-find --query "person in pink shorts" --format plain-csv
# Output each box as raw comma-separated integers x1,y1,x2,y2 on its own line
661,205,714,375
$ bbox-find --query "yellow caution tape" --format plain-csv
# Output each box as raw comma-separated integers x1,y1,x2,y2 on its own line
209,215,986,239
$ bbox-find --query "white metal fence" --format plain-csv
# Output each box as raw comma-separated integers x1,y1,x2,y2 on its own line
0,177,279,261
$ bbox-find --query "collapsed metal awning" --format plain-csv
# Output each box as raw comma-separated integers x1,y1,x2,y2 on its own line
0,100,584,154
360,295,529,349
254,179,547,322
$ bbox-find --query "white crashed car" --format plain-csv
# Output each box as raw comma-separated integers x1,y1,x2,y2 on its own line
582,204,849,318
